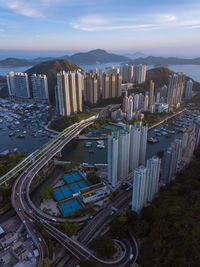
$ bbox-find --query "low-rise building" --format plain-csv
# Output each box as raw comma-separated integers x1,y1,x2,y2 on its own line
80,183,109,204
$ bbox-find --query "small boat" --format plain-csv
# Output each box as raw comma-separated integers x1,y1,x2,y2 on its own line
85,142,92,148
16,134,25,138
97,144,105,149
9,132,15,137
89,150,94,153
155,132,162,137
147,137,159,144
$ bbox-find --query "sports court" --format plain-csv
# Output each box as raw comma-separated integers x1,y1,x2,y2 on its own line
59,199,82,216
53,171,89,201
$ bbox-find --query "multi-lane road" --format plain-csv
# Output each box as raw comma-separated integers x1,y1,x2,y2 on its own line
4,114,137,267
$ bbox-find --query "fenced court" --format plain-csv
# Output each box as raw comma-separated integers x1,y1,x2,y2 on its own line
53,171,89,201
59,199,82,216
53,189,63,201
78,181,88,189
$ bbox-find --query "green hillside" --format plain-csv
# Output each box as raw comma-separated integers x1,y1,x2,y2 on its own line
25,59,82,104
146,67,200,93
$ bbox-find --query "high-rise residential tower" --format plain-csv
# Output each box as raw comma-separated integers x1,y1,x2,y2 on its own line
31,74,49,103
55,70,83,117
132,166,149,213
149,80,154,108
14,73,30,99
6,71,15,97
147,156,161,202
185,80,193,99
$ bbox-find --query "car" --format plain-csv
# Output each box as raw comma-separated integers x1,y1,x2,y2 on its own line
51,218,56,222
110,211,114,216
38,237,42,242
89,216,93,219
130,254,134,260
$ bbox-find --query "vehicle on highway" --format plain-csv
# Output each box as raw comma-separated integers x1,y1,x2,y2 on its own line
38,237,42,242
130,253,134,260
52,218,57,222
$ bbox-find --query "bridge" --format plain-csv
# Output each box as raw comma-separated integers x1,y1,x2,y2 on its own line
1,114,137,266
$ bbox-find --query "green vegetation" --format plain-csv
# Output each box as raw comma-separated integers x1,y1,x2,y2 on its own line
88,96,123,108
40,185,53,200
82,117,110,134
109,149,200,267
26,59,82,104
42,258,50,267
66,202,94,218
141,111,172,126
110,211,127,237
49,109,97,132
92,235,117,258
0,187,11,209
63,161,79,171
0,153,26,177
156,150,164,159
62,222,80,236
86,171,101,185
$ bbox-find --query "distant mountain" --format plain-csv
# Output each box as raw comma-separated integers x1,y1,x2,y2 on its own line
124,52,146,59
61,49,130,65
25,59,82,104
0,57,34,67
129,56,200,66
0,49,130,67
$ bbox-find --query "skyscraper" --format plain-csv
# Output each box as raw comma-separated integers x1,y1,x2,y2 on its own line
149,80,154,108
107,133,119,188
6,71,15,97
102,73,122,99
102,74,110,99
55,70,83,117
14,73,30,99
129,126,141,171
185,80,193,99
118,131,130,179
31,74,49,103
139,124,148,165
167,73,185,109
132,166,149,213
147,156,161,202
127,96,133,121
84,74,98,105
138,64,146,84
162,139,182,184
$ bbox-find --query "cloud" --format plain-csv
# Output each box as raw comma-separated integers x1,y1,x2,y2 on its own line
71,14,157,31
0,0,46,18
71,12,200,32
0,29,4,32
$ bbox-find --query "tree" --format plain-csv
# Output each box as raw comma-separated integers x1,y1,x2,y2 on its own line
110,211,127,237
92,235,117,258
42,258,50,267
40,185,53,200
63,222,80,236
86,171,101,185
157,150,164,159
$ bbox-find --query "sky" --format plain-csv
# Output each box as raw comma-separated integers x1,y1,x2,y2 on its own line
0,0,200,57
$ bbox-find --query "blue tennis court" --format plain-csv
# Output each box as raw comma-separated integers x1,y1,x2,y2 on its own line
64,174,74,184
60,203,72,216
70,183,80,193
61,186,72,198
70,200,81,211
53,189,63,201
78,181,88,189
72,172,82,181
